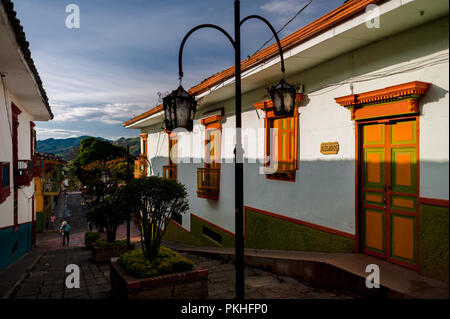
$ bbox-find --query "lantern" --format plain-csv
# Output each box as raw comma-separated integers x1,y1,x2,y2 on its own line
100,171,110,185
268,79,297,117
163,86,197,132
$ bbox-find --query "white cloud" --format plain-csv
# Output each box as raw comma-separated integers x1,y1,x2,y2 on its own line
261,0,312,17
35,128,86,139
51,103,151,125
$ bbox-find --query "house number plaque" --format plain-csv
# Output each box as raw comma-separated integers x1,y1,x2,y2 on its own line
320,142,339,155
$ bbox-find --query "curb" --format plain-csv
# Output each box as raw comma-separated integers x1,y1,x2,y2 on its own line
2,248,45,299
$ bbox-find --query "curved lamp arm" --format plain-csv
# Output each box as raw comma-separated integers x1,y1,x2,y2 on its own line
178,24,236,79
240,15,285,73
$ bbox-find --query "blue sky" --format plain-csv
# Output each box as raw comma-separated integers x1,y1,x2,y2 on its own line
13,0,343,141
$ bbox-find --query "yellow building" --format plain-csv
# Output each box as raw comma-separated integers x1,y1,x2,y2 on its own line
33,153,66,232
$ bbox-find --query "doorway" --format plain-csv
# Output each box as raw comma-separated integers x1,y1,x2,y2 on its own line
359,116,419,270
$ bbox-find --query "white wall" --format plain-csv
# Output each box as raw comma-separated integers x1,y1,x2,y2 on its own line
0,84,36,228
140,16,449,236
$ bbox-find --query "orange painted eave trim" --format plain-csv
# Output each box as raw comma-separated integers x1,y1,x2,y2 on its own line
125,0,384,127
335,81,431,107
123,104,163,127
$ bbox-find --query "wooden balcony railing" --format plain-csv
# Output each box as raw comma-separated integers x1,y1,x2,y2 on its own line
163,165,177,181
197,167,220,200
134,159,147,178
14,160,32,187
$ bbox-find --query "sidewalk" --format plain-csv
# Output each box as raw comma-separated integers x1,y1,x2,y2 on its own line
0,246,44,299
163,241,449,299
9,246,111,299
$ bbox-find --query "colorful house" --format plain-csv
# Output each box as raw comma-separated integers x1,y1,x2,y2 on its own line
33,153,66,232
0,0,53,269
124,0,449,281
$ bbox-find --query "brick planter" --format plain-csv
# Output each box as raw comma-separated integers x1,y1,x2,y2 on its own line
84,232,100,248
91,243,135,263
110,258,208,299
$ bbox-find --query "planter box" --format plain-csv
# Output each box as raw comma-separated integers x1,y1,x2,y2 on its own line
84,232,100,248
91,243,135,263
110,258,208,299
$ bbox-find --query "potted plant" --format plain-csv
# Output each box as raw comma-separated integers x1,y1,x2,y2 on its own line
109,176,208,299
84,231,100,248
87,190,134,263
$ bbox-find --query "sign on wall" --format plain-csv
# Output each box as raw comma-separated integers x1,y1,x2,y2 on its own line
320,142,339,155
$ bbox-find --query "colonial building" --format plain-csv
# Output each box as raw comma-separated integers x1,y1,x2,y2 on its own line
124,0,449,281
0,0,53,269
33,152,66,232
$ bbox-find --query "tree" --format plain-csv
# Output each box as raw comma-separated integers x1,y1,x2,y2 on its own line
86,187,130,242
123,177,189,259
71,137,131,206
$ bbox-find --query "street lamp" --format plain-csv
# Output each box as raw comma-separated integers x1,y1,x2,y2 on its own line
268,79,298,117
100,170,110,185
163,86,197,132
165,0,295,299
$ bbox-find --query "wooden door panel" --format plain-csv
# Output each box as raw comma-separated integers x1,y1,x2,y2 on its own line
364,148,385,189
391,148,417,193
390,195,417,212
364,124,385,145
390,214,416,263
363,208,385,253
391,120,416,145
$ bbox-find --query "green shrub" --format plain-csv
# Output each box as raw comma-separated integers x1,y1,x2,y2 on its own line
118,247,194,278
95,239,127,247
85,231,99,238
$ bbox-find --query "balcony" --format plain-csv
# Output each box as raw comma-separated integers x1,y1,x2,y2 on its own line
14,160,32,187
43,181,60,195
134,159,147,178
32,157,43,177
163,165,177,181
197,167,220,200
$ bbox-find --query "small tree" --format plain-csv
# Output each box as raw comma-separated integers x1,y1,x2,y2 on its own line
86,188,129,243
124,176,189,259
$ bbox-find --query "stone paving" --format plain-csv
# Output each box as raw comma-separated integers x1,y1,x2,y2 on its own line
9,244,354,299
10,247,111,299
178,251,354,299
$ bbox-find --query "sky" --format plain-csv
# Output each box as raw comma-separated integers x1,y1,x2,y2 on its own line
13,0,344,141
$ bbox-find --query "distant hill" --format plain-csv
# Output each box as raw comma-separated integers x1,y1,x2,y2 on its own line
37,136,140,161
113,137,140,157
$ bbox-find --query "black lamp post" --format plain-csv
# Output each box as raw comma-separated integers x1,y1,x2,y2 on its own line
164,0,296,299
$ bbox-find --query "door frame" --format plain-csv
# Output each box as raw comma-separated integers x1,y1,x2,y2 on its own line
355,114,420,271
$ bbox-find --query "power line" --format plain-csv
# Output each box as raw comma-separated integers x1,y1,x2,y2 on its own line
249,0,313,58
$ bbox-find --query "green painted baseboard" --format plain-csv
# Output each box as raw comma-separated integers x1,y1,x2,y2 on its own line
163,208,355,253
420,203,449,282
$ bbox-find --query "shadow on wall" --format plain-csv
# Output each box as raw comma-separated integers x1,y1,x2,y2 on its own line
149,157,448,283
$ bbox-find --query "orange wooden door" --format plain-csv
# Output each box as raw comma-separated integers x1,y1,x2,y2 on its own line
360,118,419,269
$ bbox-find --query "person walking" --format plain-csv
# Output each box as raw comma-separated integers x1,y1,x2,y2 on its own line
60,221,71,246
49,214,56,230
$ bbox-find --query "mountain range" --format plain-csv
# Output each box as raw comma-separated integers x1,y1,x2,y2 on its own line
37,136,140,161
